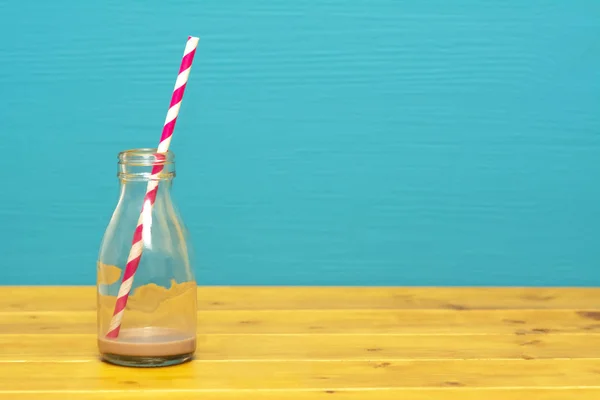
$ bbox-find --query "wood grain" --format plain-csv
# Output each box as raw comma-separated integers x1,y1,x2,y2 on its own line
2,359,600,390
1,286,599,398
2,309,600,334
5,390,600,400
1,286,599,311
1,333,600,361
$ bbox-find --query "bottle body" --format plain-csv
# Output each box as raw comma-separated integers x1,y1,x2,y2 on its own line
97,148,196,367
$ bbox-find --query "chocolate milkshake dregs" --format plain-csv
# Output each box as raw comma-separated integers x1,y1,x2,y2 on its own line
96,278,197,365
98,278,196,362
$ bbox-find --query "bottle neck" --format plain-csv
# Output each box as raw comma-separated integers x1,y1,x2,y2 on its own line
116,148,176,205
118,148,176,182
119,178,173,196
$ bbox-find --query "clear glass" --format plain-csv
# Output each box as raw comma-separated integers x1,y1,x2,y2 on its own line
97,148,197,367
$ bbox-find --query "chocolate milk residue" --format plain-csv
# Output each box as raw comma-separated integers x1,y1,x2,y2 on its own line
98,327,196,357
97,268,197,358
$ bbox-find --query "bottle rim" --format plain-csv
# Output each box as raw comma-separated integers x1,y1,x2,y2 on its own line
118,148,175,167
117,148,176,182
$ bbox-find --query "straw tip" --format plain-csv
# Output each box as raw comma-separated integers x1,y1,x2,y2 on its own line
188,35,200,41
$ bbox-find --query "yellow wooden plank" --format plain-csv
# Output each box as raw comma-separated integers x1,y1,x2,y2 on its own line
1,286,597,399
1,333,600,361
1,286,600,312
1,309,600,334
0,360,599,391
3,389,600,400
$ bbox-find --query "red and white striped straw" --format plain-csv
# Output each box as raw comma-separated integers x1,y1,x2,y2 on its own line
106,36,200,339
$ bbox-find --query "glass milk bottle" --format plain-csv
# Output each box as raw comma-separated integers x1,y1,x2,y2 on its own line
97,148,197,367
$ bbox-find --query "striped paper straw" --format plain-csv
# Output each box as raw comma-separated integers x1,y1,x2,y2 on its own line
106,36,200,339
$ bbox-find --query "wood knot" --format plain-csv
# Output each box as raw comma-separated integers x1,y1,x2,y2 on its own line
516,328,551,335
239,320,259,325
445,303,469,310
503,319,526,325
583,324,600,331
521,294,555,302
366,348,382,352
443,381,464,387
531,328,551,334
578,311,600,321
520,339,542,346
374,362,390,369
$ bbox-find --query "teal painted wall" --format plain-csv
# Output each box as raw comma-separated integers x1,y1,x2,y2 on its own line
1,1,599,286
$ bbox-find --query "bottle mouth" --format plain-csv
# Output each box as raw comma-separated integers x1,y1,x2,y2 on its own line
118,148,175,166
118,148,175,181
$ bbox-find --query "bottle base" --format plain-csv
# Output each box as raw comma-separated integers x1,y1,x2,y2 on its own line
97,327,196,367
101,352,194,367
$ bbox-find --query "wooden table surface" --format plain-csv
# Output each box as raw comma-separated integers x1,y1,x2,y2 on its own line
1,286,600,399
